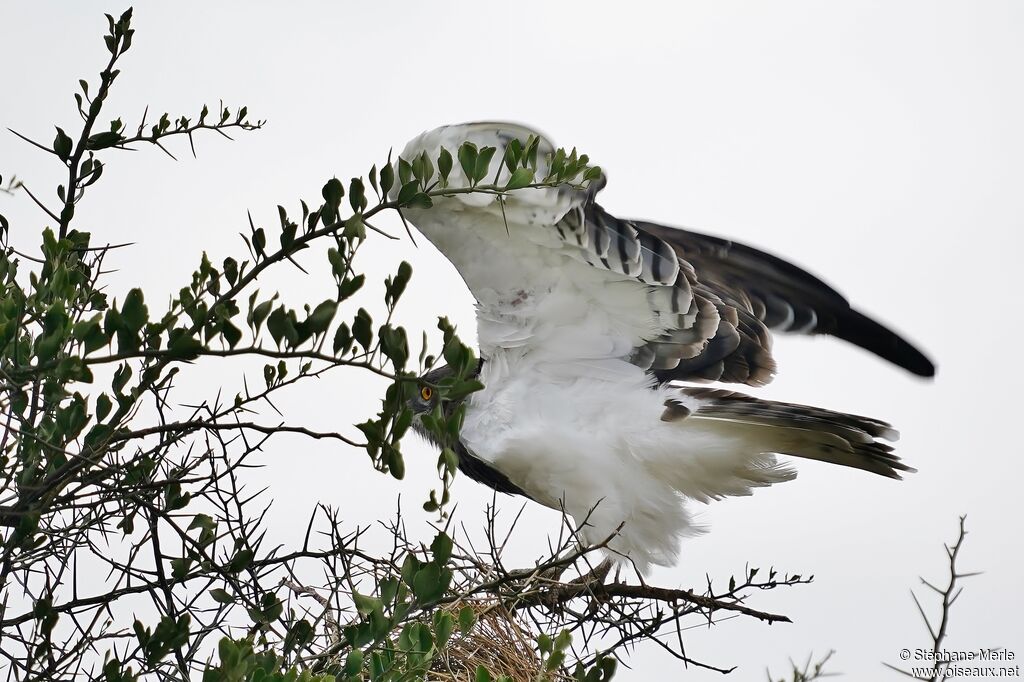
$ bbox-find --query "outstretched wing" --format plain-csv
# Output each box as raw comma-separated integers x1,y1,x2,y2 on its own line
632,222,936,378
397,122,933,386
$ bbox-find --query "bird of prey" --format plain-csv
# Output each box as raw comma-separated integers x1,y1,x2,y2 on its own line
399,122,933,574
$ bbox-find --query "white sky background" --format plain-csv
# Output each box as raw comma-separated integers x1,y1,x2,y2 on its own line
3,1,1023,679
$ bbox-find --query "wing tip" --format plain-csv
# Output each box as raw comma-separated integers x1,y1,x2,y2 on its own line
836,308,936,379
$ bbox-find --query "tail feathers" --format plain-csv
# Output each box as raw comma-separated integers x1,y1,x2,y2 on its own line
664,388,914,480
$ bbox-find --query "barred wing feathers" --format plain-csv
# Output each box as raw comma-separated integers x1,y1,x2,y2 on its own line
633,222,936,378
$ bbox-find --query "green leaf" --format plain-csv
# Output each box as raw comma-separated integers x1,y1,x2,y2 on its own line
475,666,492,682
583,166,604,182
352,308,372,351
165,483,191,512
93,393,113,422
503,138,522,172
392,407,413,440
412,563,446,603
443,378,483,402
170,557,192,580
386,444,405,479
210,588,233,605
53,127,73,161
86,131,122,150
283,619,314,654
338,274,364,299
250,298,274,332
379,577,400,605
321,178,344,222
343,650,364,677
437,147,453,184
537,633,552,655
342,215,365,240
252,227,266,257
279,207,297,250
473,146,497,183
441,447,459,475
326,247,346,278
352,591,381,616
332,323,351,355
407,192,432,209
227,548,254,573
416,151,434,187
117,513,135,535
396,180,419,206
398,158,413,185
368,164,379,197
386,261,412,307
222,257,238,285
121,288,148,331
349,177,366,213
457,142,478,184
525,135,541,168
458,605,476,633
112,363,133,395
380,162,395,196
400,554,423,588
504,167,534,191
430,532,453,564
221,320,242,348
267,307,297,348
188,513,216,532
261,594,283,622
305,299,337,334
166,328,202,359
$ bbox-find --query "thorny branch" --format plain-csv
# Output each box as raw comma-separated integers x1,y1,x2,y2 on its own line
884,515,987,682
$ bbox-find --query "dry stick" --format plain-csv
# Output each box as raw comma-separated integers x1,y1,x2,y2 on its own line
511,580,791,625
884,515,980,681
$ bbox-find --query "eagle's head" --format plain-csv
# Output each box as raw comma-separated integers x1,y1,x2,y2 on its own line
407,363,474,450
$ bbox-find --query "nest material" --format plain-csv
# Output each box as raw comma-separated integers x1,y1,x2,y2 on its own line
429,598,568,682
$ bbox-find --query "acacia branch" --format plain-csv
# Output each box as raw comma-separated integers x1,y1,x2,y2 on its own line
57,25,123,240
111,419,363,448
883,515,979,682
515,580,792,625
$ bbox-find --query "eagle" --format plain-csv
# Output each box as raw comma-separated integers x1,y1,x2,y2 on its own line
398,122,933,575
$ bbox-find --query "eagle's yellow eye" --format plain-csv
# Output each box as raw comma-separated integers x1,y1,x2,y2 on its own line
420,386,433,401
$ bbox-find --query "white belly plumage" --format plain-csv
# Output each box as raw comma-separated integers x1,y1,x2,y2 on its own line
463,358,698,571
405,201,793,573
460,357,800,573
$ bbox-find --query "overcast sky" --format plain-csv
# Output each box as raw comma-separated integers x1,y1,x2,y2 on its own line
3,2,1023,679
